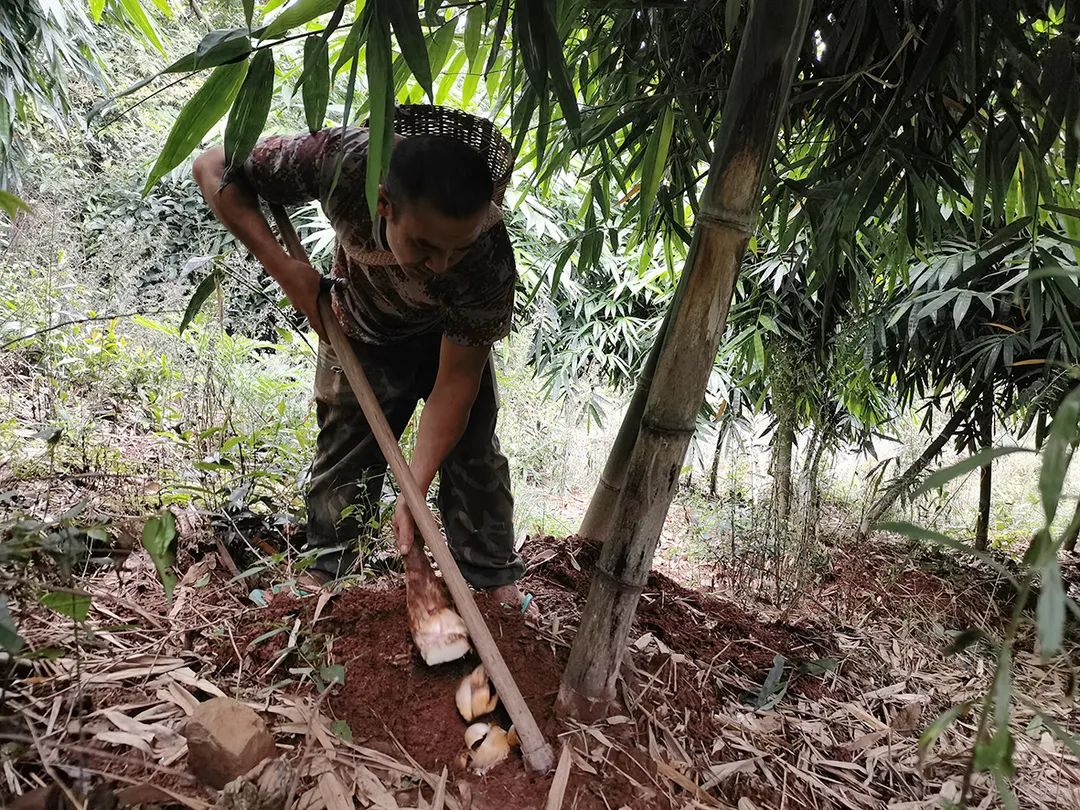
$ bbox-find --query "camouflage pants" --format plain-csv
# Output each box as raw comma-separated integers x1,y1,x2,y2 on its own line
305,331,523,589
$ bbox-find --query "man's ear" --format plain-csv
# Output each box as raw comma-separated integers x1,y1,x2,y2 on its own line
376,184,393,220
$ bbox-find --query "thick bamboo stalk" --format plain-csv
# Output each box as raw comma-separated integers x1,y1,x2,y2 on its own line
557,0,813,715
270,205,554,773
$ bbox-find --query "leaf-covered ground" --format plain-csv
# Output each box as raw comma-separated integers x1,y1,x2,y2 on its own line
4,518,1078,809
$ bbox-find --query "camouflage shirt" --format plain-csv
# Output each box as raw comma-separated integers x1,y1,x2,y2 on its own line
240,127,516,348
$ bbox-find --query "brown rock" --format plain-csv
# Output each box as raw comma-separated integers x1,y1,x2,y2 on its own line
185,697,276,789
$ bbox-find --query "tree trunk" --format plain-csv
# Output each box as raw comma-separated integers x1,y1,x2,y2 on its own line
1062,497,1080,553
800,424,825,544
974,388,993,551
772,415,795,531
557,0,812,718
859,389,980,536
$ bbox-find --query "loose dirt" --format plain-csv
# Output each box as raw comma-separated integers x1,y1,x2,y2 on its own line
230,535,840,808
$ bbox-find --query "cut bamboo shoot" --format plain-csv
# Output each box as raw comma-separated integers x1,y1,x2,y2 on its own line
404,543,470,665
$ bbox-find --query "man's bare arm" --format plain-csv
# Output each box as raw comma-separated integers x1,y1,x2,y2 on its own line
412,338,489,490
392,338,490,552
192,147,327,337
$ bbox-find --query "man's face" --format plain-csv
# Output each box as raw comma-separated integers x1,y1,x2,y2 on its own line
378,188,487,278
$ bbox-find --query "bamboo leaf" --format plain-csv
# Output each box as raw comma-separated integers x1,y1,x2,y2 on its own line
915,447,1030,495
944,627,987,655
952,291,972,327
1037,713,1080,758
462,60,483,106
753,654,788,709
180,269,223,335
142,511,178,603
243,0,255,27
365,2,395,218
39,591,91,623
302,37,330,132
550,239,574,296
919,702,971,753
436,51,467,105
144,61,249,195
464,6,483,66
514,0,548,92
486,0,510,75
1037,556,1065,656
387,0,433,100
1043,203,1080,219
0,595,22,654
334,6,369,77
973,730,1015,776
993,647,1012,731
725,0,742,38
120,0,166,56
1026,266,1080,281
225,50,275,170
259,0,339,39
535,93,550,165
1039,385,1080,526
90,0,106,24
0,190,29,219
538,1,580,133
165,29,252,73
638,105,675,226
428,21,457,76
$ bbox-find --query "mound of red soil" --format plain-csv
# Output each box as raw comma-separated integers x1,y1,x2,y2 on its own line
525,535,828,671
240,585,646,808
327,589,559,770
231,536,836,808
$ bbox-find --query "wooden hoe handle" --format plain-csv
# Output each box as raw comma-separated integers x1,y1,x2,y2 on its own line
268,204,555,774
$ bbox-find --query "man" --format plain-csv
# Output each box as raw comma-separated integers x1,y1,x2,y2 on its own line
193,105,527,608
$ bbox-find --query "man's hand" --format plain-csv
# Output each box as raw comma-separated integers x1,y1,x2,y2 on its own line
272,256,328,340
392,499,416,555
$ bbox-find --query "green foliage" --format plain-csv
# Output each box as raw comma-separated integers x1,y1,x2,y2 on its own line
0,594,23,652
166,29,253,74
141,510,177,602
39,589,91,622
179,266,223,335
144,61,249,193
1039,386,1080,524
0,189,29,219
301,36,330,132
915,704,976,760
916,447,1032,496
364,1,394,215
331,718,353,741
0,0,102,190
319,663,345,688
884,375,1080,803
117,0,166,55
225,49,277,171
